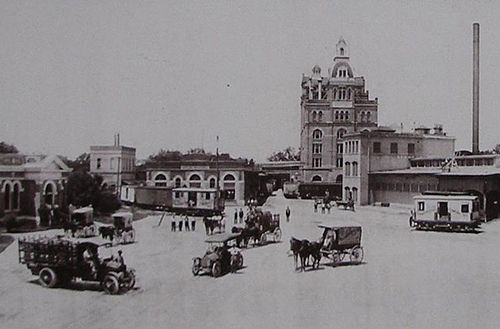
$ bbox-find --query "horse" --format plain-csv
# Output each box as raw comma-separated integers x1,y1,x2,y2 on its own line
99,226,115,241
289,237,304,270
300,241,322,270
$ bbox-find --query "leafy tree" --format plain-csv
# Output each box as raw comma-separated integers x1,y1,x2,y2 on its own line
187,148,207,154
0,141,19,154
66,171,101,207
267,147,300,162
148,149,182,162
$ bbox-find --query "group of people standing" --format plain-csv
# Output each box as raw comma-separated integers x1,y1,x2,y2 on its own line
38,203,64,228
171,214,196,232
314,199,333,214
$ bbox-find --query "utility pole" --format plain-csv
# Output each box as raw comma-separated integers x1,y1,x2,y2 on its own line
215,136,220,213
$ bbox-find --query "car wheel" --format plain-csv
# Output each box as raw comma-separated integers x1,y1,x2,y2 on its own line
192,258,202,276
212,261,222,278
102,274,120,294
39,267,58,288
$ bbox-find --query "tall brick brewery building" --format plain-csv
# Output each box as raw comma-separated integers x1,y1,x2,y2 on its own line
300,37,378,184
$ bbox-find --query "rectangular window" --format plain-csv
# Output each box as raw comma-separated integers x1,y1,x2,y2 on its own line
408,143,415,154
312,157,322,168
175,192,181,198
390,142,398,154
205,192,211,200
461,204,469,213
373,142,381,154
418,201,425,211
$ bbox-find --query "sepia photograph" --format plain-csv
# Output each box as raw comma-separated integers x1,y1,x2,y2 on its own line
1,1,500,328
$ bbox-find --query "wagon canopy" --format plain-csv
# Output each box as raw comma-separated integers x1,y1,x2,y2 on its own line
318,225,362,245
204,232,241,243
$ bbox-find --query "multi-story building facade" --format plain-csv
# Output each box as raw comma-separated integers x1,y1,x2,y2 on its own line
300,37,378,184
342,126,455,205
90,135,136,193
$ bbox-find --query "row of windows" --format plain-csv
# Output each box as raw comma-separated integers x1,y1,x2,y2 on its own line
372,182,437,192
344,141,360,154
335,110,350,121
344,186,358,202
411,158,494,168
96,157,135,171
311,111,323,122
372,142,415,155
344,162,359,176
334,87,352,101
154,174,236,188
417,201,472,214
312,143,322,154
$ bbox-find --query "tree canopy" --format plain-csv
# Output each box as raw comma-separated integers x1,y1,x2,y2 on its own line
267,147,300,162
0,141,19,154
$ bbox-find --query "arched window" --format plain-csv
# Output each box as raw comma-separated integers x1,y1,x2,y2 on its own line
312,111,317,122
318,111,323,121
154,173,168,187
189,174,202,188
4,183,11,211
345,111,349,120
366,111,371,122
348,88,352,100
345,162,351,176
312,129,322,140
352,187,358,202
340,48,344,56
174,177,182,188
312,175,322,182
360,112,365,122
44,182,55,206
335,111,339,121
209,177,216,188
336,175,343,183
352,162,358,176
344,186,352,200
12,182,20,210
337,128,347,139
223,174,236,200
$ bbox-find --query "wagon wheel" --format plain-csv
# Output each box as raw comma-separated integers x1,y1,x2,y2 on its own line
192,257,202,276
212,261,222,278
39,267,58,288
259,233,267,245
128,229,136,243
126,271,136,290
350,246,364,263
102,274,120,294
273,228,282,242
237,253,244,268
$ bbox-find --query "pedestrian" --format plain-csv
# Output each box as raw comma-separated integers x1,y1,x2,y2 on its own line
238,208,244,224
326,202,331,214
171,215,176,232
321,202,326,214
209,217,215,235
178,219,183,232
285,206,291,222
203,216,209,235
220,215,226,233
234,209,238,224
314,201,318,213
184,214,190,231
191,218,196,231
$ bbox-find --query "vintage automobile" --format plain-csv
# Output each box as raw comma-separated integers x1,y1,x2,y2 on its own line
67,206,98,238
99,212,136,244
18,236,136,294
409,192,482,232
319,225,364,265
192,233,243,278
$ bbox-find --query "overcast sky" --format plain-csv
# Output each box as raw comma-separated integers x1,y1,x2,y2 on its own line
1,0,499,161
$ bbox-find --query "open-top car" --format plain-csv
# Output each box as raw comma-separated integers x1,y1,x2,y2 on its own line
99,212,136,244
18,235,136,294
192,233,243,278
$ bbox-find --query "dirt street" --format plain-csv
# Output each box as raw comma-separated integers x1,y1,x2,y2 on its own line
2,191,500,329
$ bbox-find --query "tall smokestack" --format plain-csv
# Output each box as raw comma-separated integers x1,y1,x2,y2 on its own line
472,22,480,154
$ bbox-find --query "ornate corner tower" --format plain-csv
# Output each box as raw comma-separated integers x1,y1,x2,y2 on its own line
300,38,379,184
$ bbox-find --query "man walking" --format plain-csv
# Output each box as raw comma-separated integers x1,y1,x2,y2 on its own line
238,208,244,224
234,209,238,224
285,206,291,222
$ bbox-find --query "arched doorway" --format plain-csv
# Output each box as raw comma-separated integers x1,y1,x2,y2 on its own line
336,175,343,184
3,183,11,211
312,175,322,182
44,182,56,206
486,190,500,220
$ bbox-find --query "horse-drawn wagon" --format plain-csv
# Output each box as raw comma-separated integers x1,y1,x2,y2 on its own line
66,206,98,238
99,212,136,244
319,225,364,265
192,233,243,278
18,236,135,294
232,208,281,247
335,199,355,211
